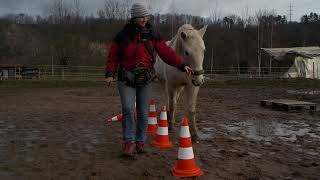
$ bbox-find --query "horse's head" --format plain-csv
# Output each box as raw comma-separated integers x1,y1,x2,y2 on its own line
176,24,207,86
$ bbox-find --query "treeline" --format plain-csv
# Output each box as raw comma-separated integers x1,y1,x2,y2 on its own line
0,0,319,70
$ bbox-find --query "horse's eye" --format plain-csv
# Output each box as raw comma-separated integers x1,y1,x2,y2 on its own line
184,51,189,56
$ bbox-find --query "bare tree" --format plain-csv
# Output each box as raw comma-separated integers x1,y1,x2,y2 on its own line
169,0,177,37
121,0,131,20
97,9,106,19
146,0,162,14
208,0,221,24
46,0,72,24
241,5,250,27
99,0,130,21
2,13,35,24
72,0,84,23
255,9,276,76
146,0,162,26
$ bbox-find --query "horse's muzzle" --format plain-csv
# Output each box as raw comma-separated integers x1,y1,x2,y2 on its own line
192,79,201,86
192,79,204,86
191,70,205,86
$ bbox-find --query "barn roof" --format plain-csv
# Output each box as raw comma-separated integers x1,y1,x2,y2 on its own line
261,46,320,60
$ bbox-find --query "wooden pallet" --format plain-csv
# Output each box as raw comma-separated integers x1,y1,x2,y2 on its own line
260,99,317,112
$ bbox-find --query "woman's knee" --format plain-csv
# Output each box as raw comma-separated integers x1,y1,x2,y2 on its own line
122,105,135,115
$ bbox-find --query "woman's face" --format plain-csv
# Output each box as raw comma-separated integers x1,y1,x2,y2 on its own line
134,16,149,28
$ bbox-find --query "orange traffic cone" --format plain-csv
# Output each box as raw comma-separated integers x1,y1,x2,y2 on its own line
152,106,173,149
171,117,204,177
108,101,136,123
107,114,123,122
147,99,157,135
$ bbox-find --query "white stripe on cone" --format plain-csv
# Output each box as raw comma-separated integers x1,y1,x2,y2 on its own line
178,147,194,159
111,116,118,121
180,126,191,138
160,112,167,120
109,114,121,122
150,105,156,112
157,126,168,135
148,117,157,124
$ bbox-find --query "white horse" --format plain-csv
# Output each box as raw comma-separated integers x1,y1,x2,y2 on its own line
154,24,207,140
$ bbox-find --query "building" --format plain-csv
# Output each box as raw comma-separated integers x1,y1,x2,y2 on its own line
261,47,320,79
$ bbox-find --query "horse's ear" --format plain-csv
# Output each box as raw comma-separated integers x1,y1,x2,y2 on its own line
180,31,187,40
198,25,208,38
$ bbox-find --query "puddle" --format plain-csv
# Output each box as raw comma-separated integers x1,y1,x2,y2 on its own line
306,151,319,156
221,120,320,142
202,127,215,132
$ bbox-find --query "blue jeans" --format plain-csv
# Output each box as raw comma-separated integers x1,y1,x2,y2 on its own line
118,81,151,143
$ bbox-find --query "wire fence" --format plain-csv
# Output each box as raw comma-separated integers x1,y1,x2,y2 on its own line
0,65,318,81
205,67,286,80
0,65,105,81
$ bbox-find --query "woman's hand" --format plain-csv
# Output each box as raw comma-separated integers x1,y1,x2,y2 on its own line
105,77,114,86
178,63,194,75
184,65,194,75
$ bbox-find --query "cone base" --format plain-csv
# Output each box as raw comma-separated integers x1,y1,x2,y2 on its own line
151,140,173,149
171,165,204,177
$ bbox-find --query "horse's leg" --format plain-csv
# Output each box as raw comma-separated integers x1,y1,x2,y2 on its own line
159,79,167,108
185,85,201,141
176,86,185,102
166,84,179,132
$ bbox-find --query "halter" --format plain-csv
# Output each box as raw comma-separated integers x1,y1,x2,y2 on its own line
193,70,204,76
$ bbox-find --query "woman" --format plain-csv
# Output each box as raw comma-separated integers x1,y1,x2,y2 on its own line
105,3,193,157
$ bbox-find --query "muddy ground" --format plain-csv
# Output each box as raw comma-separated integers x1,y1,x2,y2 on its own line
0,80,320,180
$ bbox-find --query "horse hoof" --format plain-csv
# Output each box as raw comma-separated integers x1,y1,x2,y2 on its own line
191,134,200,142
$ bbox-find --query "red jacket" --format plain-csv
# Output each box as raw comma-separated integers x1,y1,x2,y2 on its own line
105,22,183,77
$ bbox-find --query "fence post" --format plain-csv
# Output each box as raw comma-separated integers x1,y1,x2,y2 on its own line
14,66,16,80
210,47,214,76
38,66,41,79
317,63,319,79
62,67,65,80
313,62,315,79
51,56,54,77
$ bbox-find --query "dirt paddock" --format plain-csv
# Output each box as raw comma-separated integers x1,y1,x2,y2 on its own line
0,80,319,180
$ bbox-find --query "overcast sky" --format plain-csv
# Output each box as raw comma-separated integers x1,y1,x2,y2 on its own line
0,0,319,21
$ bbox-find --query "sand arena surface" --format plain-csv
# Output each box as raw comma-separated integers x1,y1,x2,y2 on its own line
0,81,319,179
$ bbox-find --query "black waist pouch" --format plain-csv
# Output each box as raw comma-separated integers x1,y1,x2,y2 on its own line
118,67,155,88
